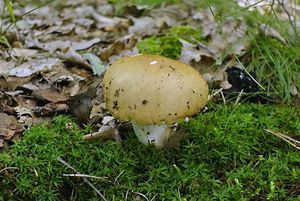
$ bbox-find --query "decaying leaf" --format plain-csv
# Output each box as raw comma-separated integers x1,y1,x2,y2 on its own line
179,39,213,64
129,16,159,36
32,88,68,103
0,58,60,77
29,38,100,52
10,48,38,57
0,112,23,143
259,24,287,44
83,125,119,141
100,35,137,62
83,115,120,141
56,47,92,70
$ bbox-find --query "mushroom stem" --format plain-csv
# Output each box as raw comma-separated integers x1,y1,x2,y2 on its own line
131,122,172,148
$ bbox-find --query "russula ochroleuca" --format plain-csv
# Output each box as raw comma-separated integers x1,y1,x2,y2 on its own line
103,54,208,148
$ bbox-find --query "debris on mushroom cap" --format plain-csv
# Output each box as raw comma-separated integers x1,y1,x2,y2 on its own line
103,54,208,125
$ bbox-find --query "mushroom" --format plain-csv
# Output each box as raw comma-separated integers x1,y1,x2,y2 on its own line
103,54,208,148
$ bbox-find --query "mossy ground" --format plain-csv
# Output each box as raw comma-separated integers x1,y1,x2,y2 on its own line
137,25,203,59
1,103,300,200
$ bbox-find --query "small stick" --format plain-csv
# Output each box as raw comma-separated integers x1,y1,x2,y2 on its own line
0,167,18,173
132,191,150,201
234,89,244,105
220,89,226,104
57,157,108,201
113,170,125,185
264,129,300,150
209,88,223,100
63,173,108,181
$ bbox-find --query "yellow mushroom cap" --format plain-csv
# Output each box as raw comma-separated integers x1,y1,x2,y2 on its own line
103,54,208,125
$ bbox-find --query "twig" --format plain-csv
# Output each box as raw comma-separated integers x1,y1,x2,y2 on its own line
57,157,107,201
209,88,223,100
132,191,150,201
0,167,18,173
220,89,226,104
63,173,108,181
234,89,244,105
264,129,300,150
276,0,298,40
113,170,125,185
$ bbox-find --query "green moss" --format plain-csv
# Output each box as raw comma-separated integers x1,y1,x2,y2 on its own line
169,25,202,44
137,35,182,59
1,104,300,200
137,25,203,59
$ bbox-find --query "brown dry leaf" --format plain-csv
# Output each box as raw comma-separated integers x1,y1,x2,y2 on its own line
100,35,137,62
193,9,248,62
0,112,23,141
32,102,68,117
0,76,32,90
68,87,98,124
179,39,213,64
83,125,119,141
93,12,129,32
128,16,160,36
10,48,38,58
259,24,287,44
0,58,60,77
28,38,100,52
32,88,68,103
0,139,4,148
56,47,92,70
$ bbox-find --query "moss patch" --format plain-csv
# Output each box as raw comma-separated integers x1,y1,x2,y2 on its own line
137,25,203,59
1,104,300,200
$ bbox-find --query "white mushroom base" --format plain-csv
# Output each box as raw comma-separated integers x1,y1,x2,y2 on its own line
132,122,172,148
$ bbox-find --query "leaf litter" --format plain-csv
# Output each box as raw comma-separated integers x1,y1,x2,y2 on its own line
0,0,299,147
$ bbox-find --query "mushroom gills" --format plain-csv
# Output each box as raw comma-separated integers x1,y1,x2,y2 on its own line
132,122,172,148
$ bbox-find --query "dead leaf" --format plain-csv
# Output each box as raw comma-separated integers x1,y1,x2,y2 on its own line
32,102,68,117
68,87,98,125
93,12,129,32
10,48,38,57
179,39,213,64
100,35,137,61
0,112,23,141
32,88,68,103
56,47,92,70
259,24,287,44
0,139,4,148
29,38,100,52
1,58,60,77
83,125,119,141
129,16,159,36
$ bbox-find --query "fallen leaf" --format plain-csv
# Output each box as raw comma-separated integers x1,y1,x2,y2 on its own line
56,47,92,70
129,16,159,36
83,125,119,141
0,58,60,77
0,112,23,141
28,38,100,52
32,88,68,103
10,48,38,57
179,39,213,64
0,139,4,148
32,102,68,117
259,24,287,44
100,35,137,61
